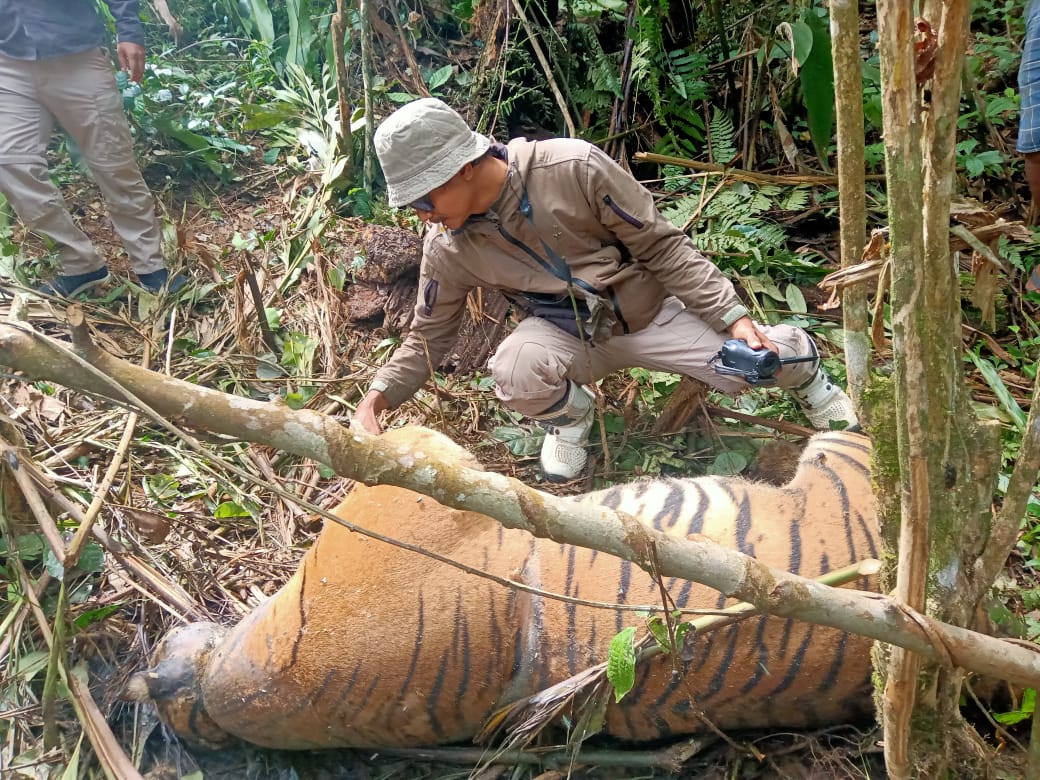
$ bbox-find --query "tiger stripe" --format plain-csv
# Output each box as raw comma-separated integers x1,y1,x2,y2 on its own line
139,429,880,750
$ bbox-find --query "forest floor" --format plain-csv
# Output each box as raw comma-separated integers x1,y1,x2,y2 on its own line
0,151,1035,780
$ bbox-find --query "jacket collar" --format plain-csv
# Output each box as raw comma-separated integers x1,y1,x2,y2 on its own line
460,138,537,232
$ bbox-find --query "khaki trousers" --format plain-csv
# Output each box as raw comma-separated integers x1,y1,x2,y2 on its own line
488,297,819,416
0,48,163,276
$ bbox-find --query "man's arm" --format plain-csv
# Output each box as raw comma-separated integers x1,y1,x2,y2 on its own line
353,246,475,432
583,145,749,333
106,0,147,82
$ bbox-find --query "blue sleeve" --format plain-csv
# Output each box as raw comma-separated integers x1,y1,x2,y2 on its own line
105,0,145,47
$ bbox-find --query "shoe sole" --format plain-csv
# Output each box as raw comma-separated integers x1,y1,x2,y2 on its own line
542,472,573,484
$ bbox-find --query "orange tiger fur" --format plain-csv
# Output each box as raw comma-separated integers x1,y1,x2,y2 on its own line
130,428,878,750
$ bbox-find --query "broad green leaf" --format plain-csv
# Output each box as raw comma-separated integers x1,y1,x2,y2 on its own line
491,426,544,457
327,263,346,291
798,11,835,167
255,356,286,380
994,688,1036,725
284,388,317,409
647,616,671,650
968,352,1027,431
151,118,225,176
143,473,181,504
74,603,122,630
708,450,748,476
77,542,105,574
214,501,252,519
240,103,299,131
785,283,808,314
790,21,814,68
44,548,64,579
244,0,275,44
0,533,44,561
606,626,638,702
427,65,454,92
13,650,49,682
602,414,626,434
60,735,83,780
286,0,315,71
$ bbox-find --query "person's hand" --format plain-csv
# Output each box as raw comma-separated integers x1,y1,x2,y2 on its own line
351,390,389,434
117,42,146,84
727,316,779,355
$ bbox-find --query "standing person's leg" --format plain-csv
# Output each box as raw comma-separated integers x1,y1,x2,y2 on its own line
604,297,857,429
1019,2,1040,289
489,317,614,481
38,49,166,279
0,54,110,294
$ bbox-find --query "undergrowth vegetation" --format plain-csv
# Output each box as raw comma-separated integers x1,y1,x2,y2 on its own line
0,0,1039,776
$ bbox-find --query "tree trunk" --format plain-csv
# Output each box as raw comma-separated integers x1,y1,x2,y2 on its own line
876,1,1007,775
829,0,869,421
359,0,376,186
331,0,354,175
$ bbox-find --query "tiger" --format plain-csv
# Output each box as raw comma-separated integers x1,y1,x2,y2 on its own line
126,427,878,750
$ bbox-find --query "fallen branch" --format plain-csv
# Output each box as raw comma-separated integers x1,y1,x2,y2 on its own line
632,152,888,186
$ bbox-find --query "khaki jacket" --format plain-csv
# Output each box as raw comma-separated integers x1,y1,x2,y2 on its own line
371,137,749,407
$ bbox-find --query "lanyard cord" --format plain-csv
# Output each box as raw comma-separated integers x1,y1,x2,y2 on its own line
495,186,599,298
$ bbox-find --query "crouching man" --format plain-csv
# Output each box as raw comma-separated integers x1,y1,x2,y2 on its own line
352,98,856,481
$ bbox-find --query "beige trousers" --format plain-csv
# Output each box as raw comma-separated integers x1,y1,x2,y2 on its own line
0,48,164,276
488,297,820,415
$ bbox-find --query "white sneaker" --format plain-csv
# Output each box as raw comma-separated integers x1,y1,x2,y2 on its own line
790,369,859,430
534,383,595,482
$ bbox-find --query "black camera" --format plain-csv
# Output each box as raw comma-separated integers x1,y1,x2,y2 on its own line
711,339,782,385
711,339,820,385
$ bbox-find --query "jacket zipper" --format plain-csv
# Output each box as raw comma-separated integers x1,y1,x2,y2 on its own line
423,279,438,316
603,195,645,229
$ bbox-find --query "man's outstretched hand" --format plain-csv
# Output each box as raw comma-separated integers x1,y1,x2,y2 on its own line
351,389,389,434
117,42,146,83
727,315,779,355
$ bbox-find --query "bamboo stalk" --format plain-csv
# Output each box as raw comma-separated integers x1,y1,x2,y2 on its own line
633,152,887,185
509,0,577,137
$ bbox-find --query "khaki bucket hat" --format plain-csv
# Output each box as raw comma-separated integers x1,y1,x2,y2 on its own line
374,98,491,208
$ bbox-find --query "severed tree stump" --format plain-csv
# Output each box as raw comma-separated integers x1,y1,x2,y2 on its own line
650,375,709,435
342,224,512,374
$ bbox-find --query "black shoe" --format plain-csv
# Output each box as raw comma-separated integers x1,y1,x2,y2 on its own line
36,267,110,298
137,268,189,294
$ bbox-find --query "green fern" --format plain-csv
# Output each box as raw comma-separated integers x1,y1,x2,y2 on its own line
780,186,812,212
660,164,694,194
568,23,623,113
707,108,737,165
473,45,553,134
667,49,708,104
660,193,701,226
628,0,713,154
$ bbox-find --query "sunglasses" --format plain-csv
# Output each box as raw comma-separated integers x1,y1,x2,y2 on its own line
409,195,436,212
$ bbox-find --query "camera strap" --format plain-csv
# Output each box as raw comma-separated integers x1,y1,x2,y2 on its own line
496,187,599,298
495,184,619,341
